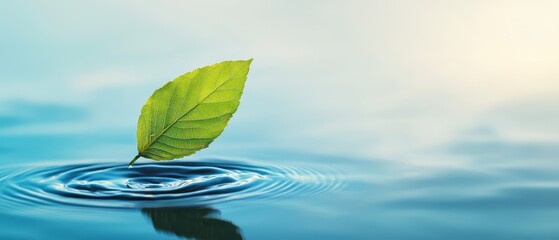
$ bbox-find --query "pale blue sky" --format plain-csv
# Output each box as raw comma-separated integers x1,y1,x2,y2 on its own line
1,1,558,165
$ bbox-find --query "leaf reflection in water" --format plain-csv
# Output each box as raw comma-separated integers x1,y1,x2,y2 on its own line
142,206,243,240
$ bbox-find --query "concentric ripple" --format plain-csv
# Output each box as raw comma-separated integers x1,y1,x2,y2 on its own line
0,159,341,209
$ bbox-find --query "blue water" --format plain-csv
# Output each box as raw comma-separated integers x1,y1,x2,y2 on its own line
2,1,559,239
2,147,559,239
0,159,339,208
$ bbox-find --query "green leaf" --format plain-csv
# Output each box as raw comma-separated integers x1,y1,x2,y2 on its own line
130,59,252,166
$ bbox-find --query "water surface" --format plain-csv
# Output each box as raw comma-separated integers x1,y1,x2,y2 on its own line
1,149,559,239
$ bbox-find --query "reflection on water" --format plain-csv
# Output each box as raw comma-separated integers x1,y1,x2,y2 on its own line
142,206,243,240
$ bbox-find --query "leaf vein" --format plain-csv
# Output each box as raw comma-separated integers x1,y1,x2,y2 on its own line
178,112,232,122
143,67,244,151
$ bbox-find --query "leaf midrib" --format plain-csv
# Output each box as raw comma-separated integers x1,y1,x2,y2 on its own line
140,68,244,155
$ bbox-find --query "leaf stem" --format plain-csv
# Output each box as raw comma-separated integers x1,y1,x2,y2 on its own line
129,154,141,168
